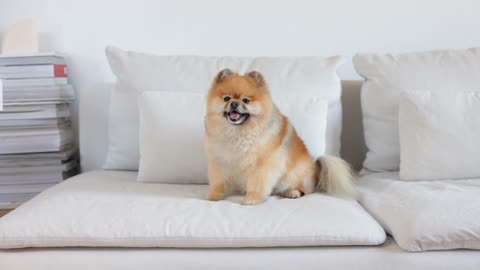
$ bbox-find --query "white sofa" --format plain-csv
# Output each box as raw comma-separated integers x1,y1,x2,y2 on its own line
0,81,479,269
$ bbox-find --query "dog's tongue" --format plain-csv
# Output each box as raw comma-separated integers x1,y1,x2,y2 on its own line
230,112,241,120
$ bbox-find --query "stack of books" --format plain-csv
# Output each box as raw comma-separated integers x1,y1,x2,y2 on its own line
0,53,78,209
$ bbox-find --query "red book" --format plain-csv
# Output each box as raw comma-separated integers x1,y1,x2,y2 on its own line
0,64,68,79
54,64,67,77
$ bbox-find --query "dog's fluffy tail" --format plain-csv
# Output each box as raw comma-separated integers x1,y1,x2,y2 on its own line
316,156,356,198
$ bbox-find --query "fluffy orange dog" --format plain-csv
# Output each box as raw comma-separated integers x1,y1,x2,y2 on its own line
205,69,354,205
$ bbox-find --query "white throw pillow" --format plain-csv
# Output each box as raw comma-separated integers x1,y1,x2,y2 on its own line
399,91,480,181
104,46,344,170
138,92,207,184
357,172,480,251
138,91,328,184
353,48,480,173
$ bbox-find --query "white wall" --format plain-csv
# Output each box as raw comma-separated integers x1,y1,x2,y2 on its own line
1,0,480,169
2,0,480,83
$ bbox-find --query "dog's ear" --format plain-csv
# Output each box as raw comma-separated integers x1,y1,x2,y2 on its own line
246,71,265,87
215,69,234,83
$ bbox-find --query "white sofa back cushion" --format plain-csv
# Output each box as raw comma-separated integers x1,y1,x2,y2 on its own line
104,46,345,170
138,91,328,184
353,48,480,173
399,91,480,180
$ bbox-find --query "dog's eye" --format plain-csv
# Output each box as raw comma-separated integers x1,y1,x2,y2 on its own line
223,96,231,102
242,98,250,104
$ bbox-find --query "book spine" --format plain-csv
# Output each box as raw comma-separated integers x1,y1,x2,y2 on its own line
0,64,68,79
54,64,67,77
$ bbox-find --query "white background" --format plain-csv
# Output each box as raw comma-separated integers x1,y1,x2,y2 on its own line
2,0,480,84
1,0,480,169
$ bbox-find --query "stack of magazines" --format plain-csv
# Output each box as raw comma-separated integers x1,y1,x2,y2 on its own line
0,53,78,209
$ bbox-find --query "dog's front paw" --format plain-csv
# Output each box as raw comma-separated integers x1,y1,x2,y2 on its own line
207,191,224,201
242,193,264,205
283,189,302,199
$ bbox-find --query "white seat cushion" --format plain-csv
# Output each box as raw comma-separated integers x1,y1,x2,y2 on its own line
0,171,385,249
357,172,480,251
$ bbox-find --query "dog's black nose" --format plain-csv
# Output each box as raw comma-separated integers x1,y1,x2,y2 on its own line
231,102,239,109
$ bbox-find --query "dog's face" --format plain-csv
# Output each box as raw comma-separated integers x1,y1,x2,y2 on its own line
207,69,272,126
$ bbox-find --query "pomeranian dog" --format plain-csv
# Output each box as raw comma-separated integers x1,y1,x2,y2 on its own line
204,69,354,205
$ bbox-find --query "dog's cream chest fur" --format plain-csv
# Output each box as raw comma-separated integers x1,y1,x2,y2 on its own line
207,116,285,193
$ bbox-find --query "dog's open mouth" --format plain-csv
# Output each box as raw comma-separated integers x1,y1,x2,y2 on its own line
224,111,250,125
